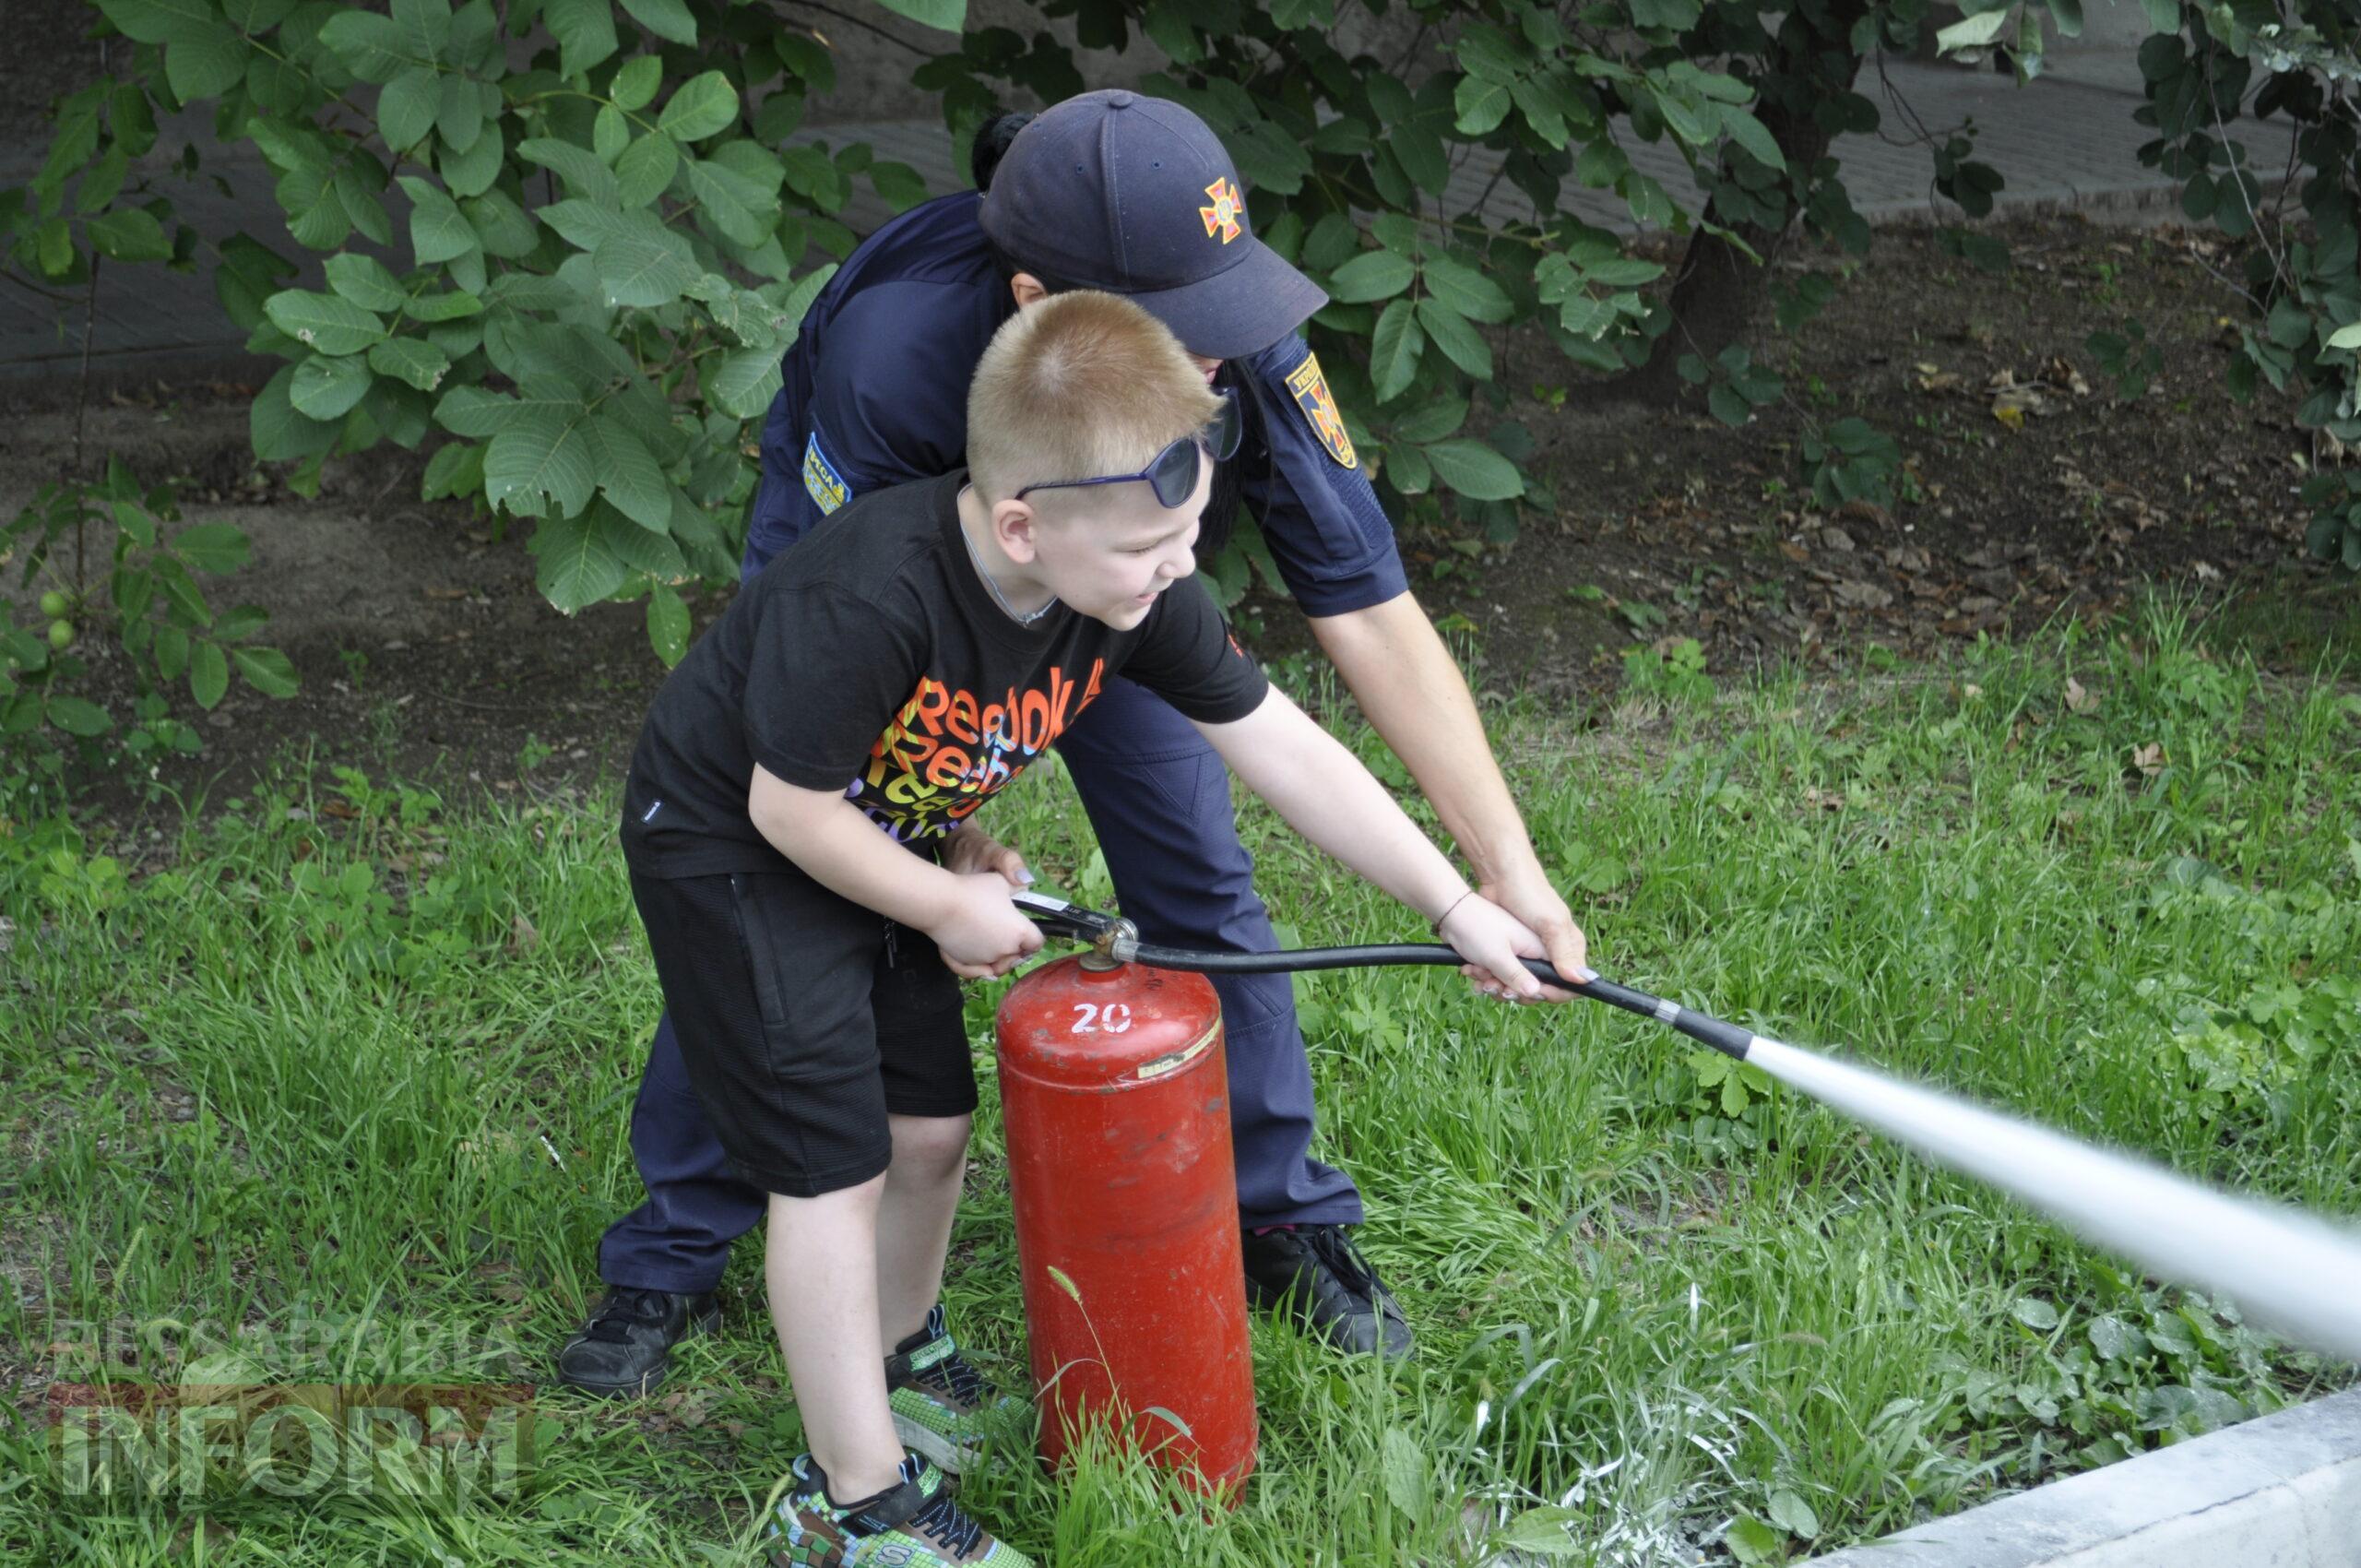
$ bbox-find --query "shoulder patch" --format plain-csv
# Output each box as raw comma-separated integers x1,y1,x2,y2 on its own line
1284,352,1358,470
801,429,850,516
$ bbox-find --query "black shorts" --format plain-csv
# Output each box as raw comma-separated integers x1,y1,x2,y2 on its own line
627,867,975,1198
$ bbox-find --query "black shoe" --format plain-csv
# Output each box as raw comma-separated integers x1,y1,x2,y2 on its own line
554,1286,720,1397
1240,1224,1414,1360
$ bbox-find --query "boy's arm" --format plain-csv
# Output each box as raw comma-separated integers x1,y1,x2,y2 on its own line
747,765,1040,979
1191,688,1571,1001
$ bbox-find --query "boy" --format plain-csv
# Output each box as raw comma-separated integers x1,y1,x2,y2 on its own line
619,291,1552,1565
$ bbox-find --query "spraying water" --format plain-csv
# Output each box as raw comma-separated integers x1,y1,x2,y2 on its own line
1745,1033,2361,1362
1008,899,2361,1363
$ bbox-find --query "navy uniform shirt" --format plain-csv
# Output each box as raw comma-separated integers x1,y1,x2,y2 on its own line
745,192,1408,618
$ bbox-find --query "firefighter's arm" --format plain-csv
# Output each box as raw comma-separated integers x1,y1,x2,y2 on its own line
1192,688,1549,1000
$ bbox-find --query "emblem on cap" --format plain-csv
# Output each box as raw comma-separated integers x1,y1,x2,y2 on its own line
1285,352,1357,469
1199,178,1244,244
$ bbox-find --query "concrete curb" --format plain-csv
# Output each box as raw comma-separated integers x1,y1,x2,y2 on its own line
1801,1387,2361,1568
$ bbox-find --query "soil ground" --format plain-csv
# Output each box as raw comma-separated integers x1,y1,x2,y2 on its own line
5,213,2356,833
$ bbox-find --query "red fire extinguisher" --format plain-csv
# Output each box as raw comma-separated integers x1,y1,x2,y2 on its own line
995,949,1257,1495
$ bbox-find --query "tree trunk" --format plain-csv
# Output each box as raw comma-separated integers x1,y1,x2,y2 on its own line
1605,3,1869,408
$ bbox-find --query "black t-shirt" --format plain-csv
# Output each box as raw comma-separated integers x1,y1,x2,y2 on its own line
623,470,1269,878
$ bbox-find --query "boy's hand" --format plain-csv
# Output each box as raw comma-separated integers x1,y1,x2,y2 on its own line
943,822,1033,888
1437,894,1570,1004
930,872,1045,980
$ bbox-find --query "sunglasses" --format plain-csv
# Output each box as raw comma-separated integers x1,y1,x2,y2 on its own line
1014,387,1242,509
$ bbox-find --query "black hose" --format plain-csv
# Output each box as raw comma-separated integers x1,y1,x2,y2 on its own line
1125,940,1758,1062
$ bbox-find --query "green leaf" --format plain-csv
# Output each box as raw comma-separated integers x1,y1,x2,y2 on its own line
1424,438,1523,500
1937,6,2015,51
439,117,504,196
684,157,775,245
324,252,409,313
486,406,599,518
1380,1428,1426,1522
368,337,451,391
611,54,662,113
406,289,483,322
1385,442,1431,494
546,0,620,77
590,416,671,529
1416,296,1493,380
379,66,439,151
706,346,784,419
2011,1296,2061,1331
872,0,964,30
1370,298,1425,403
1718,105,1786,171
597,232,700,307
1724,1515,1783,1564
172,524,250,574
392,0,452,61
659,71,740,143
46,695,114,737
437,72,484,150
870,160,929,214
316,10,408,81
1498,1509,1583,1558
462,189,538,257
1453,75,1512,137
621,0,696,43
518,136,622,205
600,504,685,576
250,363,339,461
647,582,691,666
532,510,626,612
95,0,219,47
616,131,681,207
1768,1489,1820,1538
1647,85,1715,147
2326,321,2361,351
1391,394,1468,444
188,640,230,709
290,351,374,419
86,208,173,262
593,103,629,162
166,26,248,100
265,290,386,356
396,174,475,264
421,440,482,500
1329,249,1417,304
1421,256,1514,324
231,645,299,697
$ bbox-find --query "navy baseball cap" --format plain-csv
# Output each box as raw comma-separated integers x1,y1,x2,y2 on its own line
977,89,1327,362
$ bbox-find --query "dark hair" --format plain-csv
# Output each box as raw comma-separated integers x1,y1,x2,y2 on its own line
970,112,1033,192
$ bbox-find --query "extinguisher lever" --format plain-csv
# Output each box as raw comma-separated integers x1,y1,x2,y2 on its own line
1012,890,1140,963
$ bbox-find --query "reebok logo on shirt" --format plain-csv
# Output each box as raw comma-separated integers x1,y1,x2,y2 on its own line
850,661,1106,839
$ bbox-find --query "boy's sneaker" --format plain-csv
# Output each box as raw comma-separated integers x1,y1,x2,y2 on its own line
884,1303,1029,1473
768,1452,1032,1567
554,1287,720,1397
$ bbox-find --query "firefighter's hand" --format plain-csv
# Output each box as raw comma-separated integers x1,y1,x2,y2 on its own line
944,822,1032,889
1437,893,1559,1004
931,872,1044,980
1478,859,1593,998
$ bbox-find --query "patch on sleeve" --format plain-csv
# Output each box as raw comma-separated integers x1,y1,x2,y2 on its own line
1284,352,1358,470
801,429,850,515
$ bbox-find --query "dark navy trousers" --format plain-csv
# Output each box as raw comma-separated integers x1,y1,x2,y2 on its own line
598,529,1364,1294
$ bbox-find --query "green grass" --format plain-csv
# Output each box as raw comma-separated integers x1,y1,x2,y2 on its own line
3,599,2357,1566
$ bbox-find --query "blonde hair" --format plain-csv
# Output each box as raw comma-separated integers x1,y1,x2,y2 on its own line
966,291,1221,507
